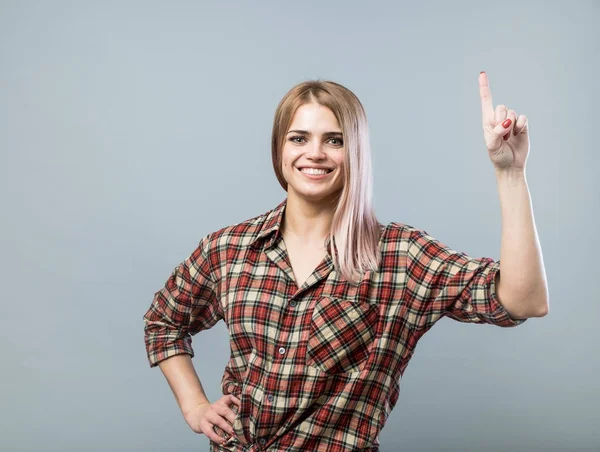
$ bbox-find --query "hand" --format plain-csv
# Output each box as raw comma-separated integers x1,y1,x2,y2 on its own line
478,71,530,172
183,394,241,445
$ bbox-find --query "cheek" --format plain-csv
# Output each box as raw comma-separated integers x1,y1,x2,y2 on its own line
334,150,346,167
281,153,294,176
281,148,299,168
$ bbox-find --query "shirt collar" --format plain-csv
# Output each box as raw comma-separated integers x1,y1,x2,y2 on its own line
249,197,288,249
249,197,339,251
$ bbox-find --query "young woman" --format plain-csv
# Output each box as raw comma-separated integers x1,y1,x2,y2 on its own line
143,73,548,451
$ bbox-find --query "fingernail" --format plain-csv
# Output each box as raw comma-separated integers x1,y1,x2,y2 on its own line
503,134,509,140
502,119,512,128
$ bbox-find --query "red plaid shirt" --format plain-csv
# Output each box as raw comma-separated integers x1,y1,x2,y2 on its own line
143,198,527,451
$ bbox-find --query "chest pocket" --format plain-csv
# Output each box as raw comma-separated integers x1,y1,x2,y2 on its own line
306,297,378,375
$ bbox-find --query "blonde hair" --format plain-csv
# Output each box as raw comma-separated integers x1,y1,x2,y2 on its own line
271,80,381,284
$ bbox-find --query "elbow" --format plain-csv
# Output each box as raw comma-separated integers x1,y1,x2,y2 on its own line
535,284,550,317
530,289,550,318
535,298,550,317
520,282,550,318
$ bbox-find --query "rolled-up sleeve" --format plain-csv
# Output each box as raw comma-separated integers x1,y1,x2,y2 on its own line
143,233,222,368
406,229,527,328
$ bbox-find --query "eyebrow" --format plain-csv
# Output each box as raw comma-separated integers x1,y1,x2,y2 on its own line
287,130,343,137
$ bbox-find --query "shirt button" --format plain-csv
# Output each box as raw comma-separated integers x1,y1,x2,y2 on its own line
258,437,267,446
278,347,285,355
290,300,297,307
267,394,274,402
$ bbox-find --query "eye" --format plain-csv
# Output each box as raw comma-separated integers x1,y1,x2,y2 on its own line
288,136,344,146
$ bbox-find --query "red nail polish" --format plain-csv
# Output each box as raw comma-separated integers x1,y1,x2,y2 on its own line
502,119,512,128
503,134,509,140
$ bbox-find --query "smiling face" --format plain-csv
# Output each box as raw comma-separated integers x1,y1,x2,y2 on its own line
281,102,346,205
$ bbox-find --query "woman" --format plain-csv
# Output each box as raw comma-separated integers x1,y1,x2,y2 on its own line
143,73,548,451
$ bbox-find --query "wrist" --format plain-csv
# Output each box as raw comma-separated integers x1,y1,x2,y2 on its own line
182,398,211,417
495,166,527,183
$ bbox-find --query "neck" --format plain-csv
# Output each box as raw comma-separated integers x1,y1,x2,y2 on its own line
281,192,338,247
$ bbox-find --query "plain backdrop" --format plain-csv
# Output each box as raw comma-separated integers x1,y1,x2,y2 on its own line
1,1,598,451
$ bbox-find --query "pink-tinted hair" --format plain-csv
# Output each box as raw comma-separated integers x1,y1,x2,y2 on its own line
271,80,381,284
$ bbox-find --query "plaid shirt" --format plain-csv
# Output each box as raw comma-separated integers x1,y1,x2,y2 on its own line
143,198,527,451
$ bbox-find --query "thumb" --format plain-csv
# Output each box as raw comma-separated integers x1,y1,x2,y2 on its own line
493,117,514,137
486,117,513,148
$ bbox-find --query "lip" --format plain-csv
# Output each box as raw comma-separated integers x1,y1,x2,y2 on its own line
296,166,333,171
296,167,333,180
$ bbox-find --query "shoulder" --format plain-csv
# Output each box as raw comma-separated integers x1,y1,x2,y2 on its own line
381,221,424,244
379,222,447,259
200,202,282,252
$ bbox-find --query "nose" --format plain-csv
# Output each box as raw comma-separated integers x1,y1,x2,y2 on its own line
306,142,326,160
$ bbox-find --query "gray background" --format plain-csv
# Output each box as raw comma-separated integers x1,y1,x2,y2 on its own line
1,1,598,451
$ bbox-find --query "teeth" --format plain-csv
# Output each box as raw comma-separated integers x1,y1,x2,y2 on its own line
300,168,329,175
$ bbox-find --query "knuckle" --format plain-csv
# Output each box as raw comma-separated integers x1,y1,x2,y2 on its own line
201,420,212,433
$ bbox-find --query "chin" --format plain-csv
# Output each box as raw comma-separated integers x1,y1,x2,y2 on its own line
289,186,342,205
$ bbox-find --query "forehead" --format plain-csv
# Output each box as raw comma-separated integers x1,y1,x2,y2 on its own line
288,103,340,130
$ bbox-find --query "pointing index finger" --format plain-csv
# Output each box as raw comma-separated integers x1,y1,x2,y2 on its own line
479,72,494,123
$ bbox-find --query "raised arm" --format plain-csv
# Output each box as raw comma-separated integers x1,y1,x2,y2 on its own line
478,71,549,318
406,227,529,329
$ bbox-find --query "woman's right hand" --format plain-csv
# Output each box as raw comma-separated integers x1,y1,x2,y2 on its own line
183,394,241,444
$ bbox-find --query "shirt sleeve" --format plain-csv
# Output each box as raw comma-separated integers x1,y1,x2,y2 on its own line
143,233,223,368
406,228,527,328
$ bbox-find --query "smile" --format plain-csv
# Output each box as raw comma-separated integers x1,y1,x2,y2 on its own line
299,167,332,175
296,167,334,179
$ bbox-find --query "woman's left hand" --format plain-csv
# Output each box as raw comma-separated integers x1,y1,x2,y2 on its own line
479,72,530,172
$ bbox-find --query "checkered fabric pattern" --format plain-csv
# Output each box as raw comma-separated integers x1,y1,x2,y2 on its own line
143,198,526,451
